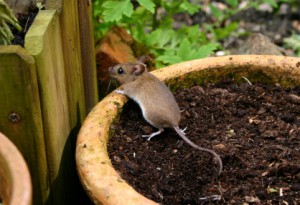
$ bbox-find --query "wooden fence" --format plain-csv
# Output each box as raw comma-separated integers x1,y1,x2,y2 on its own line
0,1,98,204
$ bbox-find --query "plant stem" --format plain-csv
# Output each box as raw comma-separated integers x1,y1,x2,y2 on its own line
152,0,160,30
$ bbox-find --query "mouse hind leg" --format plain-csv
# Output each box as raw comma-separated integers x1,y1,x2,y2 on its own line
142,128,164,141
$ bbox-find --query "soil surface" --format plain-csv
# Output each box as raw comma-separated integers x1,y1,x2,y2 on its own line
108,80,300,205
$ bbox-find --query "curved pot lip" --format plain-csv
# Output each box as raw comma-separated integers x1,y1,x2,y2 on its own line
152,55,300,83
76,55,300,205
0,132,32,205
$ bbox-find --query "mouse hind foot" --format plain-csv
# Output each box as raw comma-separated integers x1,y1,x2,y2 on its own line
180,126,188,134
142,128,164,141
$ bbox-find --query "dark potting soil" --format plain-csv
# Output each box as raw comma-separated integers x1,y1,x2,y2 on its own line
108,79,300,205
10,7,39,47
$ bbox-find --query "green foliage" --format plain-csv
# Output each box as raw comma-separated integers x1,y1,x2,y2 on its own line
93,0,222,67
0,0,22,45
262,0,278,8
157,39,219,65
249,0,298,9
283,34,300,56
93,0,294,67
102,0,134,22
137,0,155,13
226,0,238,8
179,0,201,15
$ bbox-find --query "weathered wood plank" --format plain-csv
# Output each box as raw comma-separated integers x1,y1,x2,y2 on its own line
55,1,96,203
45,0,62,13
57,2,91,203
25,6,94,203
29,1,98,204
78,0,99,112
59,0,86,124
0,45,49,205
25,10,76,205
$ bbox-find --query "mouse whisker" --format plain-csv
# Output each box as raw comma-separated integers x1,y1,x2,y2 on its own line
106,79,112,95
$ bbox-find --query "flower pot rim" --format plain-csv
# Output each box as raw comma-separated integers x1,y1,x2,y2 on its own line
76,55,300,205
0,132,32,205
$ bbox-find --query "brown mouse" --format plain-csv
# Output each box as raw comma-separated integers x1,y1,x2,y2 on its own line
109,59,223,175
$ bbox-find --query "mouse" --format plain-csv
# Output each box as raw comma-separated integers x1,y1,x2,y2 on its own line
109,58,223,175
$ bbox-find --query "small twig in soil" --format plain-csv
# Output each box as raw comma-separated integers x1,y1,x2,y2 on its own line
199,194,222,201
24,17,30,33
218,182,225,203
279,188,283,197
241,76,253,85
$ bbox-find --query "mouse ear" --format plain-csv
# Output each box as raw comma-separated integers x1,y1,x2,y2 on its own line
131,64,145,76
138,55,152,64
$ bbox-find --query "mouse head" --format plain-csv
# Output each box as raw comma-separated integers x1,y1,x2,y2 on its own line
109,63,146,84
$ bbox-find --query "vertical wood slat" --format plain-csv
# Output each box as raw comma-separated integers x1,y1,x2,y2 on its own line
56,3,90,203
53,0,98,203
25,10,78,205
78,0,99,112
59,0,86,126
0,46,49,205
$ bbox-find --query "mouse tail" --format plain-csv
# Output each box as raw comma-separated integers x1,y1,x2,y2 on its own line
174,126,223,175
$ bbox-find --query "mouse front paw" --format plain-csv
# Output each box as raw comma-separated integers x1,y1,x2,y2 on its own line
114,89,125,95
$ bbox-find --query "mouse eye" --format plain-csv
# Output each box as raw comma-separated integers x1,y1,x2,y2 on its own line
117,67,124,74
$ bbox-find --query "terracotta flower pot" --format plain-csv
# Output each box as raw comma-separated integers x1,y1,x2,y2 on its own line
0,132,32,205
76,55,300,205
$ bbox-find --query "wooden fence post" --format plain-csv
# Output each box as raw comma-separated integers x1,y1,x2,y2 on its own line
0,46,49,205
0,0,98,204
78,0,99,112
25,10,83,205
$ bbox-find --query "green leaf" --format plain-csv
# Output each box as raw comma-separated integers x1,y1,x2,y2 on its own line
137,0,155,13
225,0,238,8
102,0,133,22
263,0,278,8
170,31,185,48
267,186,278,194
214,22,238,40
93,7,102,17
177,38,191,61
156,55,182,64
191,43,220,59
185,25,203,42
145,28,174,48
158,29,174,48
163,48,176,56
283,34,300,53
180,0,200,15
131,20,146,43
209,4,224,20
145,29,162,47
